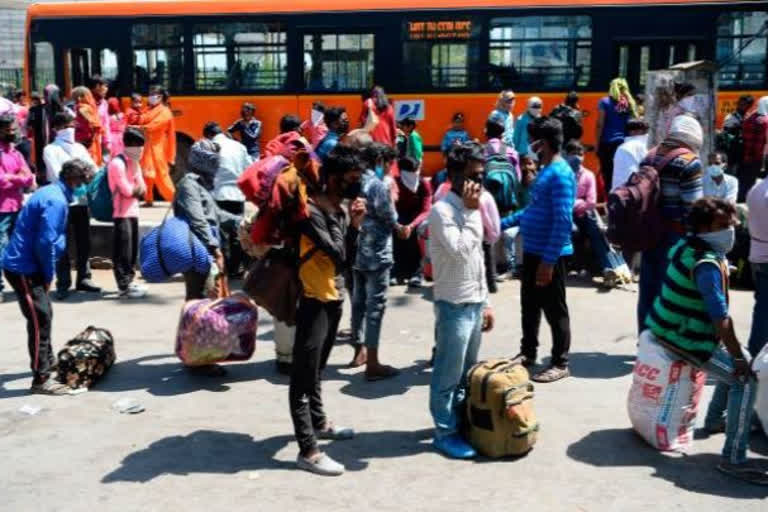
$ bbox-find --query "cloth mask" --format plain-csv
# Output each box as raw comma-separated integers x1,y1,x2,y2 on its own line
707,164,724,178
698,227,735,257
124,146,143,161
73,184,88,198
400,170,420,193
57,127,75,144
148,95,162,107
374,165,384,179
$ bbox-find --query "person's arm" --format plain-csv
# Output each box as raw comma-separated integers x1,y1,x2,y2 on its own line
428,201,483,263
42,146,60,182
574,172,596,216
300,203,347,269
612,147,632,190
500,208,525,230
726,177,739,204
175,179,218,251
35,199,68,284
227,119,242,135
679,159,704,220
542,171,576,265
165,115,176,165
481,191,502,243
108,158,134,198
408,180,433,230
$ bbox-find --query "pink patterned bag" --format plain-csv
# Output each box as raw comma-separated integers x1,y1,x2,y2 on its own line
175,294,258,367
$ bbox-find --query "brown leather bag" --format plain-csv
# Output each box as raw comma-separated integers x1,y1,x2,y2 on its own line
242,247,317,326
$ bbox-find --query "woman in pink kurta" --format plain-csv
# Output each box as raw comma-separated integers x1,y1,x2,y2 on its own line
107,98,126,161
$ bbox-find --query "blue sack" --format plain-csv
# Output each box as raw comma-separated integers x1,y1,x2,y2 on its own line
87,163,115,223
140,216,212,283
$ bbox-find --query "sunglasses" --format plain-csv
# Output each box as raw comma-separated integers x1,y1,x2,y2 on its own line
504,97,516,103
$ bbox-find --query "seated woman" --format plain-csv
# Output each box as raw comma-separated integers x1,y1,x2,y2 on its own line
565,141,630,288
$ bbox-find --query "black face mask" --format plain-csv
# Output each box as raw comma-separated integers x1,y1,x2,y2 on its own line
342,180,362,199
2,132,16,143
338,120,350,134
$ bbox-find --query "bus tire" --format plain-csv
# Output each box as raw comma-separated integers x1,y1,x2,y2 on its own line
172,132,195,183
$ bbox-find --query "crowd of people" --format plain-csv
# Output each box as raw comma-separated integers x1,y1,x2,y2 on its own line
1,77,768,482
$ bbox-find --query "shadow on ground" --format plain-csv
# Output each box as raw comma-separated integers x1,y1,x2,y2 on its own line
567,352,635,379
101,427,433,483
567,428,768,499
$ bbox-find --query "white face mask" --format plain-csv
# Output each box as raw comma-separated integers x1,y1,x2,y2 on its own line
124,146,143,161
679,96,696,112
58,127,75,144
148,95,162,107
697,227,736,257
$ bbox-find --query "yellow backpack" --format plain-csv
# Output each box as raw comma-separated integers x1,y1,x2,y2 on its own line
466,358,539,458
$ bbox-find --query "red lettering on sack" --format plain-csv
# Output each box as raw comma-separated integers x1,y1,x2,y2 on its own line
634,363,661,381
642,383,662,401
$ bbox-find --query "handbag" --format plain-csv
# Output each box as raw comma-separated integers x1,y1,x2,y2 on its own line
56,326,116,389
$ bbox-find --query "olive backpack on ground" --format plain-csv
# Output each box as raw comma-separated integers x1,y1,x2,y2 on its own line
55,327,116,389
466,358,539,458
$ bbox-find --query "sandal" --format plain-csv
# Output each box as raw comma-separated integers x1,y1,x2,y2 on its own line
532,365,570,383
30,379,71,395
717,461,768,486
365,365,400,382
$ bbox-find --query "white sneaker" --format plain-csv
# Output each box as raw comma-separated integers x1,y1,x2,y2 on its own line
120,284,148,299
296,452,345,476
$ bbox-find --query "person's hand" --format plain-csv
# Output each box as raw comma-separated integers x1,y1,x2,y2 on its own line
535,262,554,287
482,307,495,332
349,198,367,229
401,225,412,239
733,358,753,379
462,181,481,210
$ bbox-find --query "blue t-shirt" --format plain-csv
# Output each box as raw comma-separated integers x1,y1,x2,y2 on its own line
599,96,630,145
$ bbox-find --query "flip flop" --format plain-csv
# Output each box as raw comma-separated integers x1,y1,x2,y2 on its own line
532,366,571,383
30,380,71,396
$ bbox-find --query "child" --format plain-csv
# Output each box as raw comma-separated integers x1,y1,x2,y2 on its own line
228,102,262,160
125,93,145,126
440,112,470,154
399,117,423,165
108,127,148,298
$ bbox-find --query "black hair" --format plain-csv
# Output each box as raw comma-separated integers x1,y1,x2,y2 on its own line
689,197,736,234
361,142,396,169
203,121,223,139
564,140,584,154
674,82,696,100
52,111,74,129
738,95,755,107
87,75,107,89
149,85,169,103
123,127,146,147
378,143,397,165
12,90,25,101
60,158,93,182
709,151,728,164
485,119,505,139
400,117,416,129
30,91,42,102
371,86,389,113
626,117,649,134
398,156,419,173
0,113,15,127
324,106,347,127
452,112,465,122
565,91,579,107
279,114,302,134
322,144,361,179
241,102,255,113
312,101,326,113
446,141,486,176
528,116,564,153
130,93,142,102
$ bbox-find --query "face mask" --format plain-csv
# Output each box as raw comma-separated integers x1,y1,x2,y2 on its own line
2,132,15,143
58,127,75,144
706,164,724,178
148,95,162,107
529,107,542,116
679,96,696,112
338,120,350,134
124,146,143,161
698,227,735,256
342,180,362,199
72,184,88,198
374,165,384,179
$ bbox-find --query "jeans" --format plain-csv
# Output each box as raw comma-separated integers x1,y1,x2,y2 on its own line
748,262,768,357
637,233,681,334
503,227,520,270
574,211,627,272
113,217,138,291
0,211,19,292
430,300,483,439
5,271,55,383
521,253,571,367
351,266,390,349
738,162,761,203
698,347,757,464
56,204,92,291
290,297,343,456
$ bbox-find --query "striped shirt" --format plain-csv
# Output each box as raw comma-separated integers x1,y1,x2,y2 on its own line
501,157,576,264
651,144,703,226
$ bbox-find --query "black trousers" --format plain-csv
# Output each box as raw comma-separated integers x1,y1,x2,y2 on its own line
113,217,139,291
738,162,762,203
597,140,623,194
183,270,208,301
289,296,343,456
5,271,55,383
520,253,571,368
483,242,498,293
216,200,246,276
392,232,421,281
56,204,91,291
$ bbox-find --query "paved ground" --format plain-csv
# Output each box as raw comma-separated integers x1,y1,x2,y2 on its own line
0,271,766,511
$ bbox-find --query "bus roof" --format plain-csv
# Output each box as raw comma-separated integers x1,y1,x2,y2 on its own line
27,0,759,19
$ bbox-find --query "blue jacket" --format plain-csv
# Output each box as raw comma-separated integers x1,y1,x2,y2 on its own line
440,129,470,154
501,158,575,264
2,181,72,283
513,113,533,156
316,131,340,162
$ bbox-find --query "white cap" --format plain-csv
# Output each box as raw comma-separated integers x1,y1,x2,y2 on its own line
668,115,703,152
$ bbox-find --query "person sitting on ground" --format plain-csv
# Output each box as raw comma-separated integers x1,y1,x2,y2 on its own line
350,142,400,380
440,112,470,155
611,117,649,192
702,152,738,204
2,158,93,395
501,116,576,383
428,141,495,459
644,197,765,485
392,156,432,287
227,102,262,160
108,128,148,299
290,144,366,476
565,140,630,288
316,107,350,162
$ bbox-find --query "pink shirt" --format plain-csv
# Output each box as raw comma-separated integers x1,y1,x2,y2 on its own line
574,167,597,218
0,142,33,213
108,156,145,218
434,182,501,243
97,99,111,153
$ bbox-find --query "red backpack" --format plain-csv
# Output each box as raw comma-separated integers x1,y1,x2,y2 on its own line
606,147,687,252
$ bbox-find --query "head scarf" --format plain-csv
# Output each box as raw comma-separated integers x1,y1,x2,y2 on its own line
667,115,703,153
71,86,101,128
757,96,768,116
187,140,221,190
107,97,121,116
608,78,638,117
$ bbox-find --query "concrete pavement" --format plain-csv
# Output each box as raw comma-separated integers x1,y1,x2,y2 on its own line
0,271,766,511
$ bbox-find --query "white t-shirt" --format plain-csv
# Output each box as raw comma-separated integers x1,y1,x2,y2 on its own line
748,178,768,263
611,134,649,191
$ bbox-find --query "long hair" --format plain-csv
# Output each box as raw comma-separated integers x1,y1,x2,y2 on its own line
608,78,638,117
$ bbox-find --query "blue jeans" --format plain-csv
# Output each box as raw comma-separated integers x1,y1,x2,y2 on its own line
0,211,19,292
637,233,681,334
574,212,627,272
351,266,390,349
503,227,520,270
748,263,768,357
698,347,757,464
430,301,483,439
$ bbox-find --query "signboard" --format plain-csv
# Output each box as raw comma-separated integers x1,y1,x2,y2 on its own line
408,20,472,40
394,100,425,121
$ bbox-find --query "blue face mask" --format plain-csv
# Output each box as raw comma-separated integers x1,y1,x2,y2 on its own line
697,227,735,257
375,165,384,179
72,184,88,198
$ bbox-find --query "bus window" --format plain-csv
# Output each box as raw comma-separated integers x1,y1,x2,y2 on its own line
192,22,288,91
99,49,119,82
717,11,767,89
132,23,185,93
489,15,592,90
32,42,55,91
303,33,374,92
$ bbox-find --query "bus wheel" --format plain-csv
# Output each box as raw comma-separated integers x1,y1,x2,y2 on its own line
172,133,194,183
